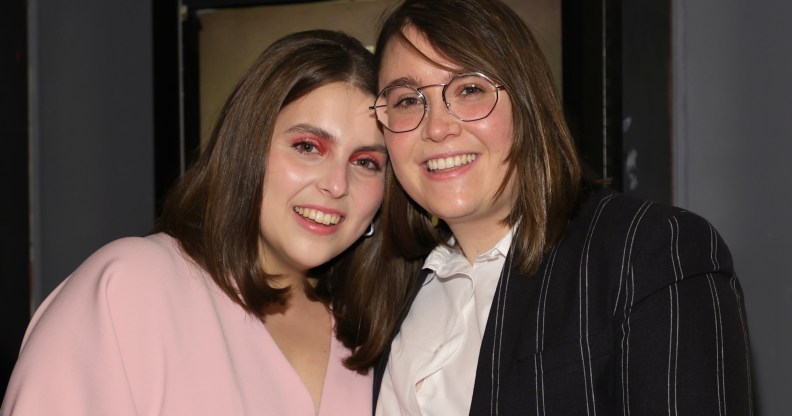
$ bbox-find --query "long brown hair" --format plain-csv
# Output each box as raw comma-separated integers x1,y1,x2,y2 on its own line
155,30,407,372
374,0,583,275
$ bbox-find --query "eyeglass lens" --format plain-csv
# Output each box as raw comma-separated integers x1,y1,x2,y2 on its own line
374,74,500,133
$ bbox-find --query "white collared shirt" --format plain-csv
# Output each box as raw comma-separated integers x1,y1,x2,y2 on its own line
376,230,514,416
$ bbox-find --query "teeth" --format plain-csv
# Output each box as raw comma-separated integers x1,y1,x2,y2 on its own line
293,207,341,225
426,154,477,172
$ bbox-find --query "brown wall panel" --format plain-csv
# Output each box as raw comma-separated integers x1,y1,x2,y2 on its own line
196,0,561,147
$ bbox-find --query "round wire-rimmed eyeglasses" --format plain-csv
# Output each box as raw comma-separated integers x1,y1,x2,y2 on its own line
369,72,506,133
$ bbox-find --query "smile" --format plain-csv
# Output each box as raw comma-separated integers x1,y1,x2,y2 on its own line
293,207,342,226
426,154,477,172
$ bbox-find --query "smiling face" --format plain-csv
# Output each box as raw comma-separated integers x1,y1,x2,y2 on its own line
259,82,386,278
378,26,516,253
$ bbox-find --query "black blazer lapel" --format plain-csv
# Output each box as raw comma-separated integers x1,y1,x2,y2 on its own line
470,249,542,415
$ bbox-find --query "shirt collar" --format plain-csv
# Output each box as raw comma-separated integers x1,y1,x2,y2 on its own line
423,227,515,278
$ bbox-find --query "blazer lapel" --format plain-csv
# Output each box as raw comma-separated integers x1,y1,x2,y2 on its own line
470,249,539,415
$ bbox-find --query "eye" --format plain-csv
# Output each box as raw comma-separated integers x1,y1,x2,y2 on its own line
350,151,386,172
386,87,424,112
351,157,381,171
394,96,422,108
292,140,321,155
456,83,486,99
462,85,484,95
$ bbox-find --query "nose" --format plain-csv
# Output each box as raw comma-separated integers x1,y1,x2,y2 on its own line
422,90,461,142
318,160,349,199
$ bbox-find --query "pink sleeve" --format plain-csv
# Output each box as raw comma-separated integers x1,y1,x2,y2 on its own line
1,237,179,415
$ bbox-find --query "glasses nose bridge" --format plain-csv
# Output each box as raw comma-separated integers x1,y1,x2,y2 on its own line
416,82,452,115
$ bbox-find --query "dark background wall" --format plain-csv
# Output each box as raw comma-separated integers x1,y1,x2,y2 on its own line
0,0,31,400
28,0,155,307
2,0,156,397
673,0,792,413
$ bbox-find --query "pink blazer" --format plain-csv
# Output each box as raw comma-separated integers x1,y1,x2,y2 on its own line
1,234,371,415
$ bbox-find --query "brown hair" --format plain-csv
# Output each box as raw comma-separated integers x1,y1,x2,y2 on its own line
374,0,583,274
155,30,404,372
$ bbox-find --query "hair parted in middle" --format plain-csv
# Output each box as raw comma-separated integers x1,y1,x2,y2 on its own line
155,29,409,372
374,0,584,275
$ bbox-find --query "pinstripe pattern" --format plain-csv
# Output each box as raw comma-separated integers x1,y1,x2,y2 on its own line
618,200,651,416
489,251,513,416
534,244,560,416
729,272,754,416
668,216,682,416
374,190,754,415
579,192,617,416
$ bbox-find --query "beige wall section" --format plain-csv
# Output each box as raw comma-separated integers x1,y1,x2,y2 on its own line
198,0,560,148
504,0,562,89
198,0,391,147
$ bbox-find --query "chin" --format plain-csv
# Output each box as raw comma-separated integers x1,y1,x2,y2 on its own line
293,251,341,271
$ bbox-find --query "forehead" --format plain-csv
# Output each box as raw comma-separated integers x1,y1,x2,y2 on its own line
378,26,462,86
274,82,382,146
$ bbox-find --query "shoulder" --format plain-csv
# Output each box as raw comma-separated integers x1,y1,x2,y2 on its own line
573,188,692,225
35,233,204,328
5,234,215,414
82,233,186,271
71,233,195,288
564,189,734,295
596,191,728,266
571,189,720,247
20,233,214,356
94,233,206,304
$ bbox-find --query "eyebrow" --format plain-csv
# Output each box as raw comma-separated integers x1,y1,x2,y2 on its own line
286,123,387,155
382,73,460,91
382,76,422,89
357,144,389,155
285,123,337,142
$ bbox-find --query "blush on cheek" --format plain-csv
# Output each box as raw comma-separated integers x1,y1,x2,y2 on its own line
360,182,385,211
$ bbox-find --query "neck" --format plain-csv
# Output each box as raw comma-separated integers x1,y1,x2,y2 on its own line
267,272,313,290
263,276,324,316
262,267,319,307
448,220,511,264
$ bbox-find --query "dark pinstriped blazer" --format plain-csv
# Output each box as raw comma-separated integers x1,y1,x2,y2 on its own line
374,189,753,415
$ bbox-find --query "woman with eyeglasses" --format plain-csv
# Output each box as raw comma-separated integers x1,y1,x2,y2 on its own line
2,30,399,415
371,0,754,414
